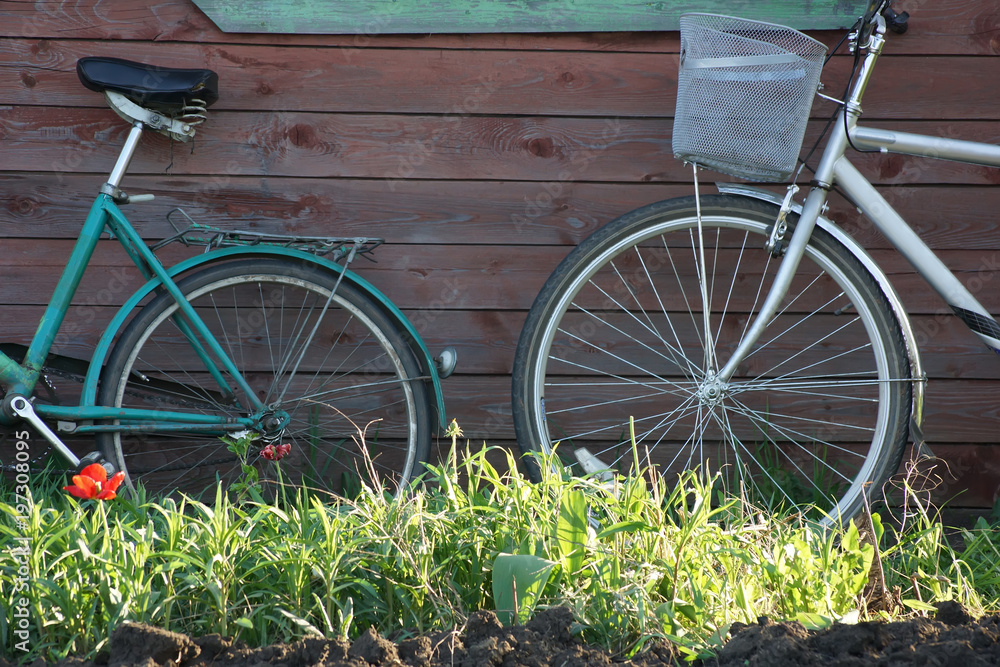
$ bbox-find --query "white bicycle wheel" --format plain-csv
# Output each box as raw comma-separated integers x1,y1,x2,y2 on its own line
512,195,911,524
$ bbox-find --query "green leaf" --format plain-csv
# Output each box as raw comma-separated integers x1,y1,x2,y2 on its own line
595,520,651,540
870,511,884,545
674,600,700,624
556,489,587,574
492,553,556,626
842,520,860,553
277,608,326,637
794,612,834,631
901,598,938,612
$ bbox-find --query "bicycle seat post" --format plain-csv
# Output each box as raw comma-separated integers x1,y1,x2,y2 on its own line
103,122,144,193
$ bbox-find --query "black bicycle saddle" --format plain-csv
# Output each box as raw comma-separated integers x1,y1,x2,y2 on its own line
76,57,219,114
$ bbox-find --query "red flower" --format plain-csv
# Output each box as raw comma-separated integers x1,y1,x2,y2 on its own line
63,463,126,501
261,443,292,462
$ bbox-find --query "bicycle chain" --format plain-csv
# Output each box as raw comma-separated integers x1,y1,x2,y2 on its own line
0,445,56,474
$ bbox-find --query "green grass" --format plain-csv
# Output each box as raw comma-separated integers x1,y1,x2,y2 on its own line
2,434,999,664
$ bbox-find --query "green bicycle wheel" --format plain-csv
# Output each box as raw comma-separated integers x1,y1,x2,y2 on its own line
98,257,432,501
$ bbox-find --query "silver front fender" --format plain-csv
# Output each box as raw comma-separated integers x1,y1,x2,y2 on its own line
715,183,930,458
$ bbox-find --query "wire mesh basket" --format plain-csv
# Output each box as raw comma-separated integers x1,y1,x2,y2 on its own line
672,13,827,182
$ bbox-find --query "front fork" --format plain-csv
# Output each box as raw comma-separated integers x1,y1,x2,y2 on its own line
708,185,830,382
708,5,888,379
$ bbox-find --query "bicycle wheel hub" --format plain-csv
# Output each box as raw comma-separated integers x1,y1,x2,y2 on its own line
257,409,290,436
697,376,728,407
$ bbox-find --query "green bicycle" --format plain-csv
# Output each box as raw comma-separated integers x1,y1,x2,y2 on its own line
1,57,451,499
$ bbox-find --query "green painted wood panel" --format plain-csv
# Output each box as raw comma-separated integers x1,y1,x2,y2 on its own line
191,0,870,35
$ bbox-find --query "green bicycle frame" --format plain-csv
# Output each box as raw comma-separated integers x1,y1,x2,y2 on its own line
2,117,448,455
0,192,261,433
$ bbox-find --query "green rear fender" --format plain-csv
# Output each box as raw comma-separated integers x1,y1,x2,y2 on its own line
84,246,447,429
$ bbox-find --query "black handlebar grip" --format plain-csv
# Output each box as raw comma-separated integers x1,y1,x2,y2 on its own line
884,7,909,34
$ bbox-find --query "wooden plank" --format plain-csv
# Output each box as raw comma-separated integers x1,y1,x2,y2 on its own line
0,241,561,310
5,37,1000,119
4,109,1000,189
434,375,1000,444
828,194,1000,254
0,0,994,56
1,39,673,116
919,380,1000,444
909,443,1000,509
6,179,1000,265
0,175,690,245
0,108,674,181
191,0,867,34
0,233,991,314
5,302,1000,384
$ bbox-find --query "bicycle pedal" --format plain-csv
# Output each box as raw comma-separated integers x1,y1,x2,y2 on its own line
574,447,615,484
76,451,116,477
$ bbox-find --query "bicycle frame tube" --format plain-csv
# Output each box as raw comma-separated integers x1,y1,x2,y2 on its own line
0,121,146,397
101,201,261,405
719,13,1000,378
0,192,263,431
839,126,1000,352
834,156,1000,351
849,126,1000,168
717,18,884,382
0,196,109,397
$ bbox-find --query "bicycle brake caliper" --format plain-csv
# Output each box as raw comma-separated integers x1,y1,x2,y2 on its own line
765,184,800,257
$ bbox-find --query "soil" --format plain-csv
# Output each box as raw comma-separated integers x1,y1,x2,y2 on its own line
6,601,1000,667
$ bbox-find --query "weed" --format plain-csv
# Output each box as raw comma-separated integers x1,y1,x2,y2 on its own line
1,432,998,663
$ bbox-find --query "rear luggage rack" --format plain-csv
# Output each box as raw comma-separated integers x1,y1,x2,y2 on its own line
151,208,383,261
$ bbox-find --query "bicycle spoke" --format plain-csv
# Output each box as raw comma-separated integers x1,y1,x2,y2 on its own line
102,261,430,501
554,324,692,392
513,197,910,526
607,254,702,382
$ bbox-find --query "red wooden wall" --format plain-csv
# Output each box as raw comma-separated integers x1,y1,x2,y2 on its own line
2,0,1000,506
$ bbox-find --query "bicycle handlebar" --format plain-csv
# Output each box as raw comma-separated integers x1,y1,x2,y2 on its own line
858,1,908,46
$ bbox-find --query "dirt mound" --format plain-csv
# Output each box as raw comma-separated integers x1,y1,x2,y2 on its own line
9,602,1000,667
714,601,1000,666
15,607,673,667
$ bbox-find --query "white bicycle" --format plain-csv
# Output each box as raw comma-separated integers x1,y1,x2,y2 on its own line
512,2,999,525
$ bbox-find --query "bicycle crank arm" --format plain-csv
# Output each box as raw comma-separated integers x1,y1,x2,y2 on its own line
5,395,81,468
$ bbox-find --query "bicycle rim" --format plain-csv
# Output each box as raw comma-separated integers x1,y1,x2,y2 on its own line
513,196,910,524
99,259,431,501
